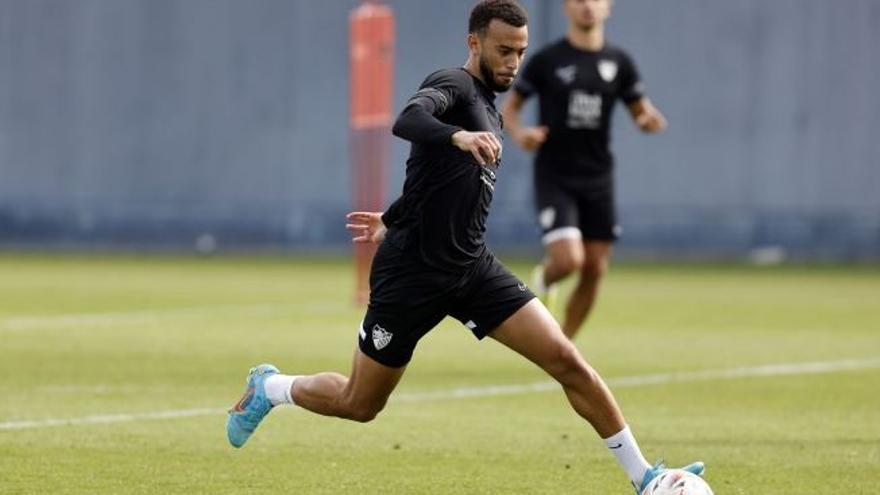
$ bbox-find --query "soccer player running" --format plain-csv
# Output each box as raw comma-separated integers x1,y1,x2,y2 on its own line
502,0,668,339
226,1,700,492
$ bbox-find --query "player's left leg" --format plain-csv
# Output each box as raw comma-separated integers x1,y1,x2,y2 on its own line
489,299,704,491
561,240,612,338
452,254,637,470
491,298,626,436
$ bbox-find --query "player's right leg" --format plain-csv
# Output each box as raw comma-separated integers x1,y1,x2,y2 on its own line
225,346,406,448
531,235,580,314
290,240,449,423
290,347,406,422
541,234,585,286
560,187,619,338
533,174,583,308
227,240,447,447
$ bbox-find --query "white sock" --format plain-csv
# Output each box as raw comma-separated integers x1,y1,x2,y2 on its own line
264,374,299,406
604,425,652,487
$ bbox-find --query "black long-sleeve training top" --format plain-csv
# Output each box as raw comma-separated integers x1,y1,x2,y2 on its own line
382,67,503,273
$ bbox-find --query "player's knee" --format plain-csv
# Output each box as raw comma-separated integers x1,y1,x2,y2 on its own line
345,401,385,423
580,256,607,281
547,341,589,382
348,410,378,423
554,250,585,276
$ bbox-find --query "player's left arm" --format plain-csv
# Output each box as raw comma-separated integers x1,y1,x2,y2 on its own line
627,97,667,134
619,51,667,134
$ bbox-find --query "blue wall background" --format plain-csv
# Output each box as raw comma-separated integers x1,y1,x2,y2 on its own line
1,0,878,258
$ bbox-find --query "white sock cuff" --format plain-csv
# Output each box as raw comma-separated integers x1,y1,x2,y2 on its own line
286,376,297,404
265,374,299,407
603,425,634,446
603,425,651,487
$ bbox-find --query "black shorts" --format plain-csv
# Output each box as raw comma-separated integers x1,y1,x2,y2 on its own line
359,241,536,368
534,173,620,243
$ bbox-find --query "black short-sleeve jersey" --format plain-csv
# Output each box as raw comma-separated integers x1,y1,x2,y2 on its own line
382,68,503,273
514,39,644,187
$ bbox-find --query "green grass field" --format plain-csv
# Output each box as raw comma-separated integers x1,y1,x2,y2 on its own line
1,254,878,494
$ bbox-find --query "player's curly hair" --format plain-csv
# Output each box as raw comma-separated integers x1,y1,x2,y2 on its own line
468,0,528,36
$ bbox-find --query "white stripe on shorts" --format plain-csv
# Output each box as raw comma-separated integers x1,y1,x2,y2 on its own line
542,226,582,246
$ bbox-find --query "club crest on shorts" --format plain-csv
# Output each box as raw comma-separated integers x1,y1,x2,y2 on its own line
539,207,556,230
372,324,393,350
598,59,618,82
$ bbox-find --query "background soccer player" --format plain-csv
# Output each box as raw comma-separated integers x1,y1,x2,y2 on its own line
227,1,700,492
502,0,668,338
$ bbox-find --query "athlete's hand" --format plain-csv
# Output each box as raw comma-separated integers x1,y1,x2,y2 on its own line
451,130,502,165
513,126,548,151
346,212,387,244
635,108,667,133
630,99,668,133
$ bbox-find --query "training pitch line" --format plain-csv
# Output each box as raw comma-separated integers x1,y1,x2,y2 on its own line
0,303,342,332
1,357,878,431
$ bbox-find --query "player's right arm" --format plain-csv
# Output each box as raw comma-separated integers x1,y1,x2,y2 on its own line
391,86,462,145
346,212,387,244
502,90,548,152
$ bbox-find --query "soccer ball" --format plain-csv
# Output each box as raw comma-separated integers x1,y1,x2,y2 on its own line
641,469,714,495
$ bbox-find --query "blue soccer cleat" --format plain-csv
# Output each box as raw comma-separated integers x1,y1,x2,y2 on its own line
637,460,705,494
226,363,279,448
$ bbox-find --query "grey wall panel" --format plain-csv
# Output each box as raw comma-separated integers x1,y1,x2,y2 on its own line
0,0,877,257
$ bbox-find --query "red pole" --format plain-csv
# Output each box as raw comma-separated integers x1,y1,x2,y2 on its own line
350,2,394,305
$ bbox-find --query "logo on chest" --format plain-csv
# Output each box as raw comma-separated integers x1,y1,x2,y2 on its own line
597,59,618,83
